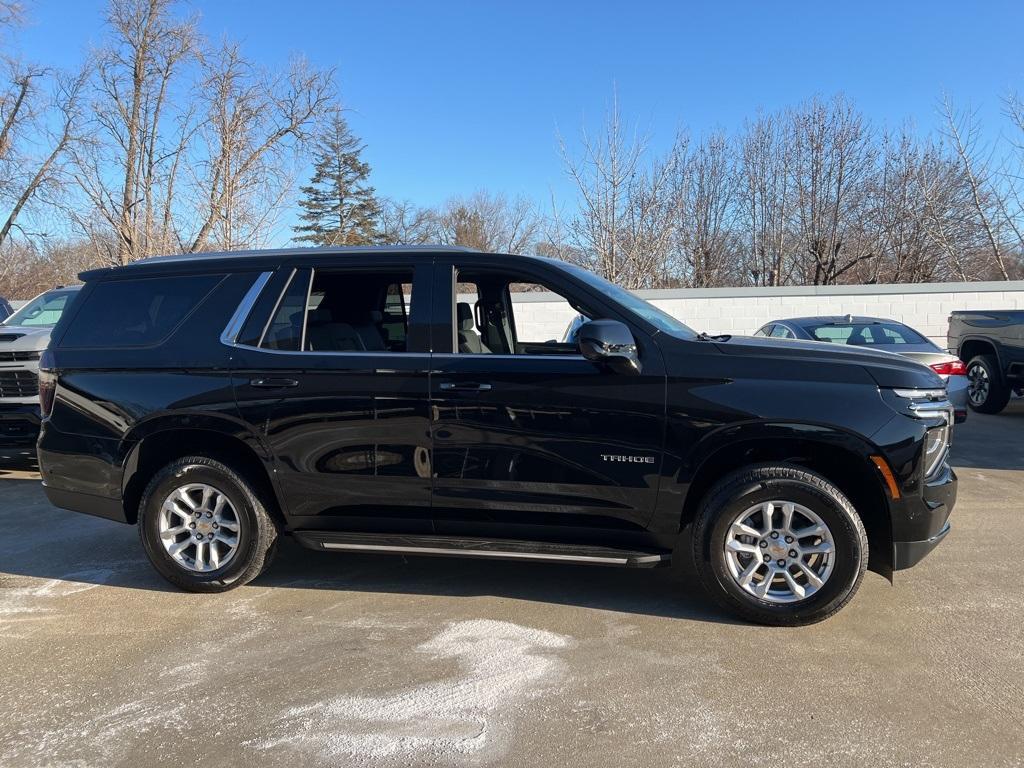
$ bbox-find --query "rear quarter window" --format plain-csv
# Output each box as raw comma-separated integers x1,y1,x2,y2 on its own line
60,274,223,348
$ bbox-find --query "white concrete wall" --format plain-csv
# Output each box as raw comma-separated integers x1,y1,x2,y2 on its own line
509,280,1024,350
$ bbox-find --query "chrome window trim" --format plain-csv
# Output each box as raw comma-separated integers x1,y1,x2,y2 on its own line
219,269,586,361
220,346,433,358
215,348,587,360
257,267,299,349
220,271,273,346
300,267,314,352
431,352,587,361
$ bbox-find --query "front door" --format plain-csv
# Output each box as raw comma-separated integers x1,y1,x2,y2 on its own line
229,259,434,532
427,259,667,538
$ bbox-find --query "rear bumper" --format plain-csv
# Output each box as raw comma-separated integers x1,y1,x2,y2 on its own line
0,403,41,447
945,375,969,423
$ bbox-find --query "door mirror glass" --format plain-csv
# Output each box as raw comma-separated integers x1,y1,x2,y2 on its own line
577,319,641,375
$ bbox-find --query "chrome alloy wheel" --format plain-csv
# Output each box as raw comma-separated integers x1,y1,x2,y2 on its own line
158,483,241,572
724,500,836,604
967,362,990,406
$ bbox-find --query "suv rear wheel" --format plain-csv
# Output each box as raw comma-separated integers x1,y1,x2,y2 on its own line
966,354,1010,414
692,464,868,626
138,456,278,592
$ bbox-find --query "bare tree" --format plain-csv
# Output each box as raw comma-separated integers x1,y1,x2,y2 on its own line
1,1,89,268
0,238,104,299
738,112,794,286
0,67,87,251
788,95,878,285
435,190,540,253
378,198,437,245
670,131,741,287
186,45,334,252
867,129,986,283
0,1,23,30
994,92,1024,277
559,94,680,288
939,95,1012,279
74,0,197,264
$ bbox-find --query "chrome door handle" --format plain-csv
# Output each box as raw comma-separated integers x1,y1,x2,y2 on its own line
439,382,492,392
250,378,299,389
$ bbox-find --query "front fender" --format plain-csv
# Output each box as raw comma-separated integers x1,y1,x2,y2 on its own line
650,418,897,576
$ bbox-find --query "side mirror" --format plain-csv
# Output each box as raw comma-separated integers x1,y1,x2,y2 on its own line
577,319,642,375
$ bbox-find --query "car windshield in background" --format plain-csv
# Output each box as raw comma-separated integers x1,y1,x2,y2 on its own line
801,321,926,346
4,289,77,327
559,262,698,339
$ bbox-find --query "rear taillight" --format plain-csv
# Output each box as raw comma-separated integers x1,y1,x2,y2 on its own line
930,360,967,376
39,349,56,418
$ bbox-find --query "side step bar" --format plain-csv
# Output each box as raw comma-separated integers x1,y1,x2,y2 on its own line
293,531,671,569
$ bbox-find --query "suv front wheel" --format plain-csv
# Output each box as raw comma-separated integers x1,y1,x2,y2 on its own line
692,464,868,626
138,456,278,592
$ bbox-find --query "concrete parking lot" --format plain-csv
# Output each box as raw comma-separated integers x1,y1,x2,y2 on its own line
1,403,1023,768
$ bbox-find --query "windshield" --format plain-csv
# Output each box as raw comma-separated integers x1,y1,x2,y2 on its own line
559,262,697,339
800,320,929,347
4,289,77,328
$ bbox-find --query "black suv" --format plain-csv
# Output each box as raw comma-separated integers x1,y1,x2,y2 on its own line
38,247,956,625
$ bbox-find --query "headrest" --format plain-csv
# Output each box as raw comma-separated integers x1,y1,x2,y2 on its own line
367,310,382,324
457,302,474,331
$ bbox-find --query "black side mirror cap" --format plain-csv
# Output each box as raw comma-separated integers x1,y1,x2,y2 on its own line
577,319,641,375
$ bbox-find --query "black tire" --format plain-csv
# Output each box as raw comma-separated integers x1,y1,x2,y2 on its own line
138,456,278,592
966,354,1010,414
691,464,868,626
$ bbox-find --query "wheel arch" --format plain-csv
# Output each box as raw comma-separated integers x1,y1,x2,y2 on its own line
121,417,284,528
958,336,1004,379
677,424,894,577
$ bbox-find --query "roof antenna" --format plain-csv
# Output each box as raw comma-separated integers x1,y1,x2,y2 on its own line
845,313,854,323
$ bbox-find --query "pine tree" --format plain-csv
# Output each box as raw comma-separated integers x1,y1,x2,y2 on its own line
293,110,381,245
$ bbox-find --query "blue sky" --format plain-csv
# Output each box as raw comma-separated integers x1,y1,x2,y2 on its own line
14,0,1024,236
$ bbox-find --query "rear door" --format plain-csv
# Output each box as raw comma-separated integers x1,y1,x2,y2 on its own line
228,257,434,532
427,257,667,538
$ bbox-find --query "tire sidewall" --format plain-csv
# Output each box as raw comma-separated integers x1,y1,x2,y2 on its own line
966,355,1007,413
967,357,992,409
140,461,263,589
703,477,865,623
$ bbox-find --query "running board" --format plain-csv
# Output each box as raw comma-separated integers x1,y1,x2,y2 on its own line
293,531,671,568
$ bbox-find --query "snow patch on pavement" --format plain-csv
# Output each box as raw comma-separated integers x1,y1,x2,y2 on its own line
0,568,118,635
252,618,571,763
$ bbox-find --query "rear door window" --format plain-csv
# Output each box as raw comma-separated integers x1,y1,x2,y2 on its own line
60,275,222,348
255,268,417,353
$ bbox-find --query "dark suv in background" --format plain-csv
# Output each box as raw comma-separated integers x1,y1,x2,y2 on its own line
37,247,956,625
948,309,1024,414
